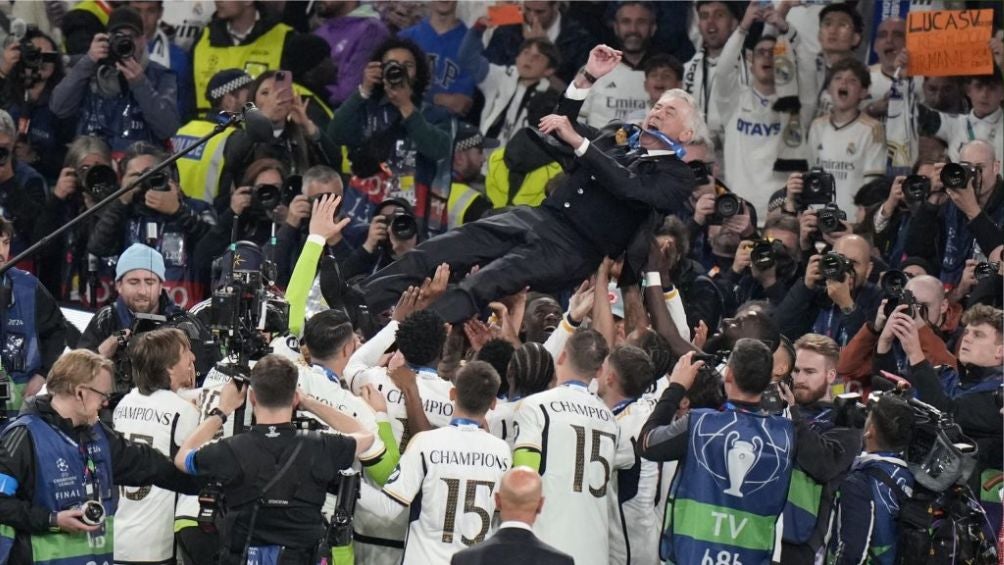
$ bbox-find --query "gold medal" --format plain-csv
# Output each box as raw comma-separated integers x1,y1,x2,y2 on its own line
615,128,628,146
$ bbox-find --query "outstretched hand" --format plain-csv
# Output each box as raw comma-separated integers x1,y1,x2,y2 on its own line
584,45,622,80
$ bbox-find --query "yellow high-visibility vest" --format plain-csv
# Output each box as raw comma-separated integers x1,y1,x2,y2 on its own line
485,149,561,208
171,118,234,202
192,23,291,112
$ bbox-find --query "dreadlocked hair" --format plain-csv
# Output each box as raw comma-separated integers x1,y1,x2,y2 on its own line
507,342,555,399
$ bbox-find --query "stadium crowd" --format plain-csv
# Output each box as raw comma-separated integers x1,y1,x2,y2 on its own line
0,1,1001,564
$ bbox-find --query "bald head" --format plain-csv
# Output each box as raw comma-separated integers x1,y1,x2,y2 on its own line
833,234,873,290
906,274,947,326
959,139,1001,199
496,467,544,524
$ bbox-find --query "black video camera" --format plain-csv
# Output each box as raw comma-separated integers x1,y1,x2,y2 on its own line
902,174,931,205
801,167,836,207
382,61,408,86
82,164,119,201
880,270,918,318
816,204,847,235
750,238,785,270
210,269,290,363
708,193,742,226
819,251,852,282
114,312,168,396
975,261,1001,281
940,162,981,191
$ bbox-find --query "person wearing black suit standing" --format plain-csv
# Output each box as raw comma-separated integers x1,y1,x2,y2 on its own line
364,44,700,324
450,466,573,565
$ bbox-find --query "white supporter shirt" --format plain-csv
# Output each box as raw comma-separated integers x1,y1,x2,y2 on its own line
934,107,1004,163
580,62,649,128
714,27,789,215
380,422,512,565
808,112,887,213
607,399,660,565
868,65,894,103
113,388,200,562
513,382,634,565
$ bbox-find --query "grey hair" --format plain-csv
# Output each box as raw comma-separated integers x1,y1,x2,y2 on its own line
302,165,342,193
656,88,707,144
64,136,112,169
0,110,15,139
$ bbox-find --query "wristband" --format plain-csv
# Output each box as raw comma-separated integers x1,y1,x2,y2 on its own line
49,511,59,532
579,67,598,84
208,408,228,425
644,272,662,288
358,84,371,99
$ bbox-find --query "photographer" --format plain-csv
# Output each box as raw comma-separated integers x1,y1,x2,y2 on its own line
328,37,452,229
839,274,957,395
0,218,68,416
775,234,882,346
87,142,216,308
194,158,291,288
873,163,942,270
824,394,915,565
41,136,114,304
888,304,1003,530
49,6,179,153
217,69,338,213
0,350,198,564
78,244,213,393
639,342,794,564
112,328,201,564
0,109,46,267
174,355,374,565
0,26,73,181
905,140,1003,287
721,214,801,309
778,334,862,564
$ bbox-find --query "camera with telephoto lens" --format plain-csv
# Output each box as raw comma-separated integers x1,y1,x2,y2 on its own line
707,192,741,226
801,167,836,207
902,174,931,205
108,31,136,63
387,212,418,240
82,164,119,201
880,270,918,318
196,481,225,533
940,162,981,191
252,183,281,211
80,500,106,526
974,261,1001,281
816,204,847,235
382,60,408,86
328,469,361,548
750,238,786,270
819,251,852,282
134,170,172,207
761,374,793,414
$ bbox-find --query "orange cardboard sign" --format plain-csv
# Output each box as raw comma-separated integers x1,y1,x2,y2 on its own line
488,4,524,27
906,9,994,77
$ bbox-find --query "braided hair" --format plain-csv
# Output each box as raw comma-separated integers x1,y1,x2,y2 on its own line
506,342,555,399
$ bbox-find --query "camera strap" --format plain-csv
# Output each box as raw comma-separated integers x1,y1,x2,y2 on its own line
238,437,306,564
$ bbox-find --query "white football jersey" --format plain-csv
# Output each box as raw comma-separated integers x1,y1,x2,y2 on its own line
113,388,200,562
580,63,649,128
808,113,887,214
383,421,512,565
513,382,634,565
350,366,455,561
934,107,1003,163
297,364,379,433
160,0,214,51
486,399,518,448
352,367,455,449
607,400,660,565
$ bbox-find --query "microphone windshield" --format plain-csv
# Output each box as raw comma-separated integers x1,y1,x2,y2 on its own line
241,103,274,142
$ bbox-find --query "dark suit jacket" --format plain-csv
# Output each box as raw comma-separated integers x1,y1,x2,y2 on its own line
450,526,574,565
539,93,696,281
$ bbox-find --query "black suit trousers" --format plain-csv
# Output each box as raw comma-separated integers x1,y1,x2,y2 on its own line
363,206,603,323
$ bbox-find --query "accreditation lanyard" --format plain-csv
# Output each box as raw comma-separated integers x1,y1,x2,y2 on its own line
612,397,638,416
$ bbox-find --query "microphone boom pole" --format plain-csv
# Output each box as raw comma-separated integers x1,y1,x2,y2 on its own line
1,109,254,278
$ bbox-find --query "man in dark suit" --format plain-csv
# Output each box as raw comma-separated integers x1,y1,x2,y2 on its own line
451,466,573,565
364,44,700,324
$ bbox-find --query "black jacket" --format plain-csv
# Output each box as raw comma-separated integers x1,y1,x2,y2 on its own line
0,395,199,562
671,258,724,331
450,526,574,565
541,98,695,263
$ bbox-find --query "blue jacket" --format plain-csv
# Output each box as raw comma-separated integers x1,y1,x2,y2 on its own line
826,453,913,565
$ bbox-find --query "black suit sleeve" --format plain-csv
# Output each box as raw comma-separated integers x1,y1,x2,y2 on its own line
577,144,694,215
106,424,201,495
